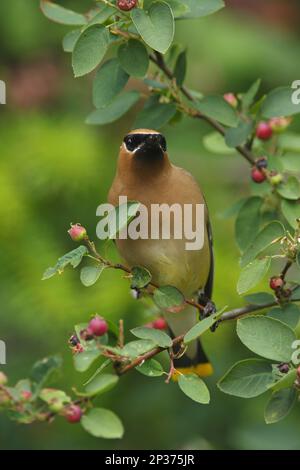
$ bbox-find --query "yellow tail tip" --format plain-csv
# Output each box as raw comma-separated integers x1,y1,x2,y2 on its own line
172,363,213,381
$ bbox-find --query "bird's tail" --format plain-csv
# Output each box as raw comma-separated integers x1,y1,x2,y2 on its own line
172,339,213,381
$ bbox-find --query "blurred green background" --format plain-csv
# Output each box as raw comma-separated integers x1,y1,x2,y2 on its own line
0,0,300,450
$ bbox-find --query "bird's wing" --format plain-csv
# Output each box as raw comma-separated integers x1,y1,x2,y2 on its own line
204,215,214,300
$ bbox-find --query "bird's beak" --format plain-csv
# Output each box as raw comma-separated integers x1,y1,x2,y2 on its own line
134,134,164,160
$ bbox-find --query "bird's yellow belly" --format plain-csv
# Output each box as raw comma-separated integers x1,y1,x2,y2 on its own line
116,236,210,297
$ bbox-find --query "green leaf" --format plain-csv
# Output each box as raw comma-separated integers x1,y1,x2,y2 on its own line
291,286,300,301
270,368,297,392
42,245,87,280
134,95,176,129
278,132,300,153
217,359,274,398
136,359,164,377
131,326,172,348
237,316,296,362
242,78,261,110
268,304,300,329
39,388,71,406
203,131,235,155
153,285,185,311
31,355,62,387
224,120,253,148
121,340,156,358
264,388,297,424
218,198,247,220
88,5,115,25
80,264,105,287
235,196,263,252
131,266,152,289
73,350,101,372
81,408,124,439
178,374,210,404
107,200,140,239
174,50,186,86
237,257,271,295
93,59,129,109
281,199,300,229
40,0,87,25
240,221,285,267
118,39,149,78
83,373,119,397
86,90,140,125
181,0,224,19
72,25,109,77
244,292,274,305
62,29,81,53
131,2,174,54
184,309,225,344
195,95,238,127
277,176,300,201
166,0,190,18
262,86,300,118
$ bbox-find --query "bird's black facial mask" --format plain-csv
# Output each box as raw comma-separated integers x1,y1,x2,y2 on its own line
123,133,167,160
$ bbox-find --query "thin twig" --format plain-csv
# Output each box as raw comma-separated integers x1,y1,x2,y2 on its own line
149,52,256,166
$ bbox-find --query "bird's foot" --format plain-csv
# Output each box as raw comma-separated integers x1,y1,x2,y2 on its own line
198,294,216,319
198,294,219,332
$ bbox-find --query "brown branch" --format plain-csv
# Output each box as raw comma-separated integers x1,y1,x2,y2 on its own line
280,260,293,280
116,334,184,375
149,51,256,166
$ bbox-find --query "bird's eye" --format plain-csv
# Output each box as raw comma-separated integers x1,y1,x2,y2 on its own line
124,136,136,151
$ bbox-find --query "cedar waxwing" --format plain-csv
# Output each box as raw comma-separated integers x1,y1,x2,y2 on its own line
108,129,214,378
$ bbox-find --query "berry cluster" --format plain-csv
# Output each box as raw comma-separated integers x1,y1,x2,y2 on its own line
256,117,292,141
69,315,108,354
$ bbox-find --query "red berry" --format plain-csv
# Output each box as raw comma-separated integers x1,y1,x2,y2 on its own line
269,276,284,290
117,0,137,11
251,167,266,183
68,224,87,242
21,390,32,401
152,317,168,330
256,121,273,140
65,405,82,423
223,93,238,108
88,315,108,337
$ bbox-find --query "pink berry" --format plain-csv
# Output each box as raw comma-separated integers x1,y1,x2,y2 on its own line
88,315,108,337
251,167,266,183
269,276,284,291
117,0,137,11
269,117,292,133
223,93,238,108
68,224,87,242
21,390,32,401
65,405,82,423
152,317,168,330
256,121,273,140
